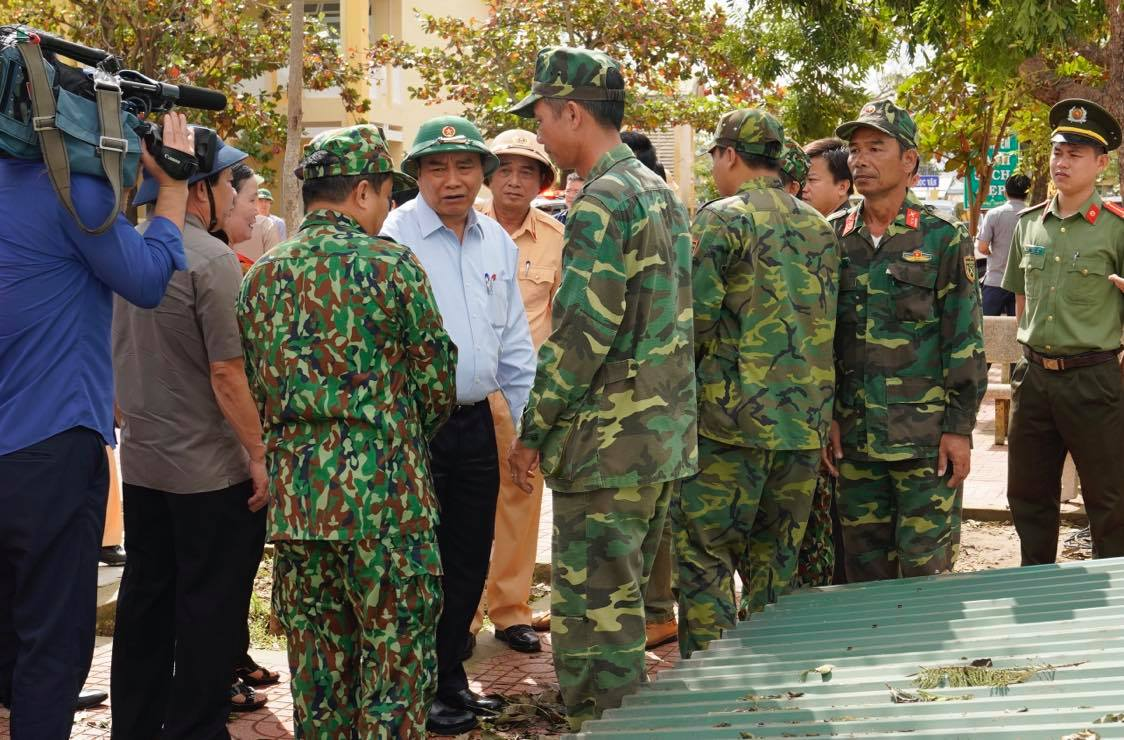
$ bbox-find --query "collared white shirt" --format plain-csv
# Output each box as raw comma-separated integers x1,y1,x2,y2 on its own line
382,195,536,421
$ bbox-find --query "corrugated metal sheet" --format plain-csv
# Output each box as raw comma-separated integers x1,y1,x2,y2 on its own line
577,557,1124,739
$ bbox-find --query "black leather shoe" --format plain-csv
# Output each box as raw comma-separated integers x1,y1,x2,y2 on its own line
495,624,542,653
99,545,126,566
77,689,108,709
426,698,478,735
459,632,475,662
444,688,504,715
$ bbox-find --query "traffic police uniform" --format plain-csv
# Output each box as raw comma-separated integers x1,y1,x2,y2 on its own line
1002,98,1124,564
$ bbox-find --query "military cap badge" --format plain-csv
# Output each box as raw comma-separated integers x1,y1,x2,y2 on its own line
441,125,457,137
1067,106,1088,124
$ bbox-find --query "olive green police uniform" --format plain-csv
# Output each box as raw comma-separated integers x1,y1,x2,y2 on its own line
1001,99,1124,565
832,100,987,583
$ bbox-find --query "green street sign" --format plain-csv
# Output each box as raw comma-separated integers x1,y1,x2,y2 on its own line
965,135,1019,211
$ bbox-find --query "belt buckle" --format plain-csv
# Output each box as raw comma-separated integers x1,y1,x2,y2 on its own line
1042,357,1061,371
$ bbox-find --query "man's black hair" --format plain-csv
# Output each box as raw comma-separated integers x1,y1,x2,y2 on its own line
1005,174,1031,200
804,137,853,194
621,130,660,171
230,163,255,193
544,67,626,131
302,172,393,209
725,147,780,172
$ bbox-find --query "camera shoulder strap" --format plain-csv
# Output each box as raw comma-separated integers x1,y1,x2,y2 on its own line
17,39,126,235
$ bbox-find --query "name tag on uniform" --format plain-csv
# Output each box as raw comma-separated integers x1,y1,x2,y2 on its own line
902,249,933,263
1026,245,1046,256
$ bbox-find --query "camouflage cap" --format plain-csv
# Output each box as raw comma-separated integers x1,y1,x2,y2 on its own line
703,109,785,159
836,99,918,150
403,115,500,178
256,188,273,200
297,124,415,193
1049,98,1121,151
508,46,625,118
780,138,810,186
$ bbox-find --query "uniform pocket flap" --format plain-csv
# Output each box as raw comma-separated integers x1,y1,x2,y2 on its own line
886,376,944,405
1019,251,1046,270
840,266,861,291
389,541,443,581
601,358,638,385
887,261,937,289
520,266,555,284
1067,256,1108,277
713,343,739,362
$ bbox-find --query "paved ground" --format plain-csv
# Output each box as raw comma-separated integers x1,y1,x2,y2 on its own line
0,396,1085,738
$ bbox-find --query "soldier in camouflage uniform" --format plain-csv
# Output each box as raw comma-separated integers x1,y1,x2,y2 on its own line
825,100,986,582
676,109,839,657
235,125,457,738
506,46,698,730
778,137,811,196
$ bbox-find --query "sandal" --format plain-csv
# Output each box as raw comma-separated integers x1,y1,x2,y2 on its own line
234,660,280,687
229,680,267,712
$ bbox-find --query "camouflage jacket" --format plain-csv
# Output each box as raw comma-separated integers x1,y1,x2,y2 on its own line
236,209,457,551
831,193,985,462
692,177,839,451
518,144,698,492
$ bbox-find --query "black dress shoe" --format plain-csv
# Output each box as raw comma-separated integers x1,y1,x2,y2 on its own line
426,698,478,735
77,689,108,709
444,687,504,715
495,624,542,653
99,545,126,566
459,632,475,662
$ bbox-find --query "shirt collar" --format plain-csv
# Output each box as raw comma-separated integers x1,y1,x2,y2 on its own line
299,208,364,233
483,202,538,242
735,176,784,196
841,191,926,238
416,191,480,238
587,143,636,182
1045,190,1103,224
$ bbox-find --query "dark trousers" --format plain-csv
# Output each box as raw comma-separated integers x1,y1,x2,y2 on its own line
982,284,1016,317
110,480,263,740
1008,358,1124,564
430,401,499,701
0,427,108,740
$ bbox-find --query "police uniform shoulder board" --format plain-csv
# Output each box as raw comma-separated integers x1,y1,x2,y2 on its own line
1018,200,1048,216
1103,201,1124,220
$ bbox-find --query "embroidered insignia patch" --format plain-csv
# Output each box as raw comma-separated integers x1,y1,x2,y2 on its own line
1026,245,1046,256
1067,106,1088,124
963,255,977,283
905,208,921,229
902,249,933,263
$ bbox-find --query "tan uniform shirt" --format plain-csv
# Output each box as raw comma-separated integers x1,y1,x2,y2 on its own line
232,214,281,263
481,203,564,348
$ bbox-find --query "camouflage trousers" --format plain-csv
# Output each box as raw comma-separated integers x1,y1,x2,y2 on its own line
273,539,441,739
672,438,818,658
837,458,962,582
791,474,836,589
551,480,676,732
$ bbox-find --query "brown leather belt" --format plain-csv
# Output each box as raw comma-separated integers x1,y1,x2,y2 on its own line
1023,346,1120,371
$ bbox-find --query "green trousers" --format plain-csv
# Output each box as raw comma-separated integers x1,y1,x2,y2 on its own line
273,539,441,739
1008,357,1124,563
672,437,818,658
643,515,676,624
550,480,675,732
837,458,960,582
792,474,837,588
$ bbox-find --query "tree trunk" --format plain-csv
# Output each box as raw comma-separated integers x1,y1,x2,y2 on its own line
282,1,304,230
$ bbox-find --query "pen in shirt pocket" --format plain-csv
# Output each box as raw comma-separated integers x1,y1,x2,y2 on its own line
524,260,532,277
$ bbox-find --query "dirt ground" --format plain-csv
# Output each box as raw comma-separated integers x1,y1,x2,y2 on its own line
954,519,1088,572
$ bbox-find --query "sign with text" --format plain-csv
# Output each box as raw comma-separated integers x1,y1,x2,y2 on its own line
965,135,1019,211
917,175,940,189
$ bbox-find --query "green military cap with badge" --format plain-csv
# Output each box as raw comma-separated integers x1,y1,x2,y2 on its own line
296,123,415,193
1049,98,1121,151
508,45,625,118
836,98,918,150
781,137,810,186
402,115,500,178
257,187,273,201
704,108,785,159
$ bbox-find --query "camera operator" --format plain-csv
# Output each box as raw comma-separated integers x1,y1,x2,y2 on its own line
110,132,267,740
0,112,193,739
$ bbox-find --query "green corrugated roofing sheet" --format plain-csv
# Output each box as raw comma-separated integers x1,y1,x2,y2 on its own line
576,557,1124,739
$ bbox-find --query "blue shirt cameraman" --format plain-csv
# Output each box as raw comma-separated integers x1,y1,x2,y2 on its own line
0,113,193,740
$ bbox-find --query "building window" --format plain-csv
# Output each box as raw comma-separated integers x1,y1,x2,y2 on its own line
305,1,341,38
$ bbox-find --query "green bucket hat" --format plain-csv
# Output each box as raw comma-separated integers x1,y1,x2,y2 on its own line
256,188,273,200
836,99,918,150
703,109,785,159
508,46,625,118
402,116,500,179
780,138,810,186
296,124,415,193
